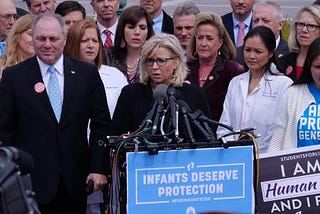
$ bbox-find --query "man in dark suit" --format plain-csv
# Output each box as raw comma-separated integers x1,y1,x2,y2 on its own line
221,0,256,47
140,0,174,34
0,12,111,213
235,1,289,65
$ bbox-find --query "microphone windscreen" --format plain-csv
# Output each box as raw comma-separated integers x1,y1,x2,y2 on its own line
0,147,34,175
176,100,191,113
167,86,176,97
153,84,168,99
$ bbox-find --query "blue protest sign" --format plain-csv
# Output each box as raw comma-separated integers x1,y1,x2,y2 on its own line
126,146,254,213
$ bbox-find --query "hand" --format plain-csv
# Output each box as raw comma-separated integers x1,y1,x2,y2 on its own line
86,173,107,192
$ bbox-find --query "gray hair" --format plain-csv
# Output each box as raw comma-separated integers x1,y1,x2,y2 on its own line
31,12,67,36
254,1,283,20
173,1,200,18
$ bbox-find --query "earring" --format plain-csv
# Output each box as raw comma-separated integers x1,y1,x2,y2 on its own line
120,39,126,48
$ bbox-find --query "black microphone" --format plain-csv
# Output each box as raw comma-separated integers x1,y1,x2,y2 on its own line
177,100,195,144
167,87,178,136
197,114,235,132
151,84,168,135
186,110,215,142
0,146,34,175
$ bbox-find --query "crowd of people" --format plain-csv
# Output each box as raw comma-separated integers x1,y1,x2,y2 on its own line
0,0,320,213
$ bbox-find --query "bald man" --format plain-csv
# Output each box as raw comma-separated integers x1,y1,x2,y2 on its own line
0,0,17,55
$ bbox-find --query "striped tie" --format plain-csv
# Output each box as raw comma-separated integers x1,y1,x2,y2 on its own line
104,29,113,47
48,66,62,122
236,22,246,47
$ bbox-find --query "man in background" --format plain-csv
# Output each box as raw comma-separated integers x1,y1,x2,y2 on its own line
235,1,289,65
25,0,56,15
140,0,174,34
55,0,86,32
91,0,120,47
0,0,17,55
221,0,256,47
173,1,199,54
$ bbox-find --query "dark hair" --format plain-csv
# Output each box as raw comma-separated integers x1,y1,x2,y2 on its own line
113,6,153,54
243,25,277,74
55,1,86,19
295,37,320,85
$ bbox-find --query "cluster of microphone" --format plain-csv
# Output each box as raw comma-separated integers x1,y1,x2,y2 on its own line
136,84,238,148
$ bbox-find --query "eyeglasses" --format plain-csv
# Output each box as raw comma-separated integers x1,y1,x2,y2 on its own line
295,22,320,32
144,58,175,67
0,14,17,22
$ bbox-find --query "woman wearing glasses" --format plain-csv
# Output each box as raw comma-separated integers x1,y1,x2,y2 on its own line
186,12,244,131
278,5,320,81
111,33,211,213
111,33,211,136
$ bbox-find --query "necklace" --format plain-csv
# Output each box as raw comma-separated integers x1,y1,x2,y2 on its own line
127,58,139,74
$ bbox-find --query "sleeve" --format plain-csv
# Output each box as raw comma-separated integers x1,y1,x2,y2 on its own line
216,79,237,141
0,69,16,146
89,66,112,174
110,85,133,135
268,89,291,152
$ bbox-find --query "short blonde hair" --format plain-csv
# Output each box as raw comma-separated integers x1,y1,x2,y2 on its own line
139,33,188,87
288,5,320,54
187,12,236,60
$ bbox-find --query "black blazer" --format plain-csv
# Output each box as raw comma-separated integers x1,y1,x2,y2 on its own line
111,82,211,137
0,56,111,203
221,12,253,46
161,10,174,34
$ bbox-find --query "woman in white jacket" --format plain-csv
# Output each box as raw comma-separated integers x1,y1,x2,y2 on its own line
269,37,320,152
217,26,293,154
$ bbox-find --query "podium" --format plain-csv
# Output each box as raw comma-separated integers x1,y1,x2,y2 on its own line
124,143,255,214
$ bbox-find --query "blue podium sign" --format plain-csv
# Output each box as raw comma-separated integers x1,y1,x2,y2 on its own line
126,146,254,214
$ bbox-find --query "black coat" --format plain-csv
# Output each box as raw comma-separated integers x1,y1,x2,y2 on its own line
111,82,211,140
0,56,111,203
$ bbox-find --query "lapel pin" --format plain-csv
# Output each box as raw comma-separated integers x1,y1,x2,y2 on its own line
34,82,45,94
71,70,75,74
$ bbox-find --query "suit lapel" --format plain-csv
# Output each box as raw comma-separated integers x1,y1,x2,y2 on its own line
60,57,76,123
25,57,57,121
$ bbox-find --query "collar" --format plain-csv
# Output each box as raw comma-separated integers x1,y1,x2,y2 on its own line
275,36,280,49
232,11,253,29
37,55,64,77
97,20,118,35
153,11,164,24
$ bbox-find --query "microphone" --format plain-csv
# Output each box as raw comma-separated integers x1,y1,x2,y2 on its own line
177,100,195,145
0,146,34,175
167,87,178,137
186,109,215,142
151,84,168,135
197,113,235,132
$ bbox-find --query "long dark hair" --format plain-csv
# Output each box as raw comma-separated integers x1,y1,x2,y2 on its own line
243,26,279,74
295,37,320,85
112,6,153,63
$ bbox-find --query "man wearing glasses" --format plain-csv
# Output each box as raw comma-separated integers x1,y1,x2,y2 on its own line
0,0,17,56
